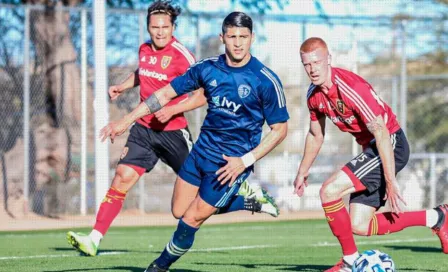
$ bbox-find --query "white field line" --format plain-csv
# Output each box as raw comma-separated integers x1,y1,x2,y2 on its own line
315,237,438,247
0,237,439,261
0,245,276,261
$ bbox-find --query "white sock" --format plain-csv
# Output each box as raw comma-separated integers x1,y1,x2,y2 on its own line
89,229,103,247
426,209,439,228
343,252,359,265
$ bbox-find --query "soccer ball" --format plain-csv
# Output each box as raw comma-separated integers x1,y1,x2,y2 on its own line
352,250,395,272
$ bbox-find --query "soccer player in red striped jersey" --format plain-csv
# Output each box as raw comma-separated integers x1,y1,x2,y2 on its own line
293,37,448,271
66,0,204,257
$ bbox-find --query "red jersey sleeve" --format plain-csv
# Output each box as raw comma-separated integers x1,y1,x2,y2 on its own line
339,81,387,126
307,98,324,121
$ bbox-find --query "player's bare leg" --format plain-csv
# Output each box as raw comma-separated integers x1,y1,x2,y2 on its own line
145,195,217,272
67,164,140,256
171,176,199,219
321,171,358,272
349,203,376,236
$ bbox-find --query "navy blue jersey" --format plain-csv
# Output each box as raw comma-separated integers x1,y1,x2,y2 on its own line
170,54,289,164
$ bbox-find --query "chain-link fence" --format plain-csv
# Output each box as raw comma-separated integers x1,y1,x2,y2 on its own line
0,3,447,217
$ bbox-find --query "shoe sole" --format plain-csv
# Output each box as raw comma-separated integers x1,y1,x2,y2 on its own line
66,232,95,256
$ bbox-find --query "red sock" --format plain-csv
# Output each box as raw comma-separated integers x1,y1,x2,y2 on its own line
368,211,426,236
93,187,127,235
322,199,358,255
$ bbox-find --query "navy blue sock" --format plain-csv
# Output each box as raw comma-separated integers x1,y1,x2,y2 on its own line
154,219,199,269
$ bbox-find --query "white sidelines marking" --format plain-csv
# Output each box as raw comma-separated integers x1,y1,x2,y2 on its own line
0,245,275,261
315,237,438,247
190,245,277,252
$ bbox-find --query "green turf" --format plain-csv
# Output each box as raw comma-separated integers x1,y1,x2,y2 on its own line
0,219,446,271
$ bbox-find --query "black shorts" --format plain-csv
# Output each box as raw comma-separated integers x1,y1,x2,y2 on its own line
343,129,410,209
118,123,193,174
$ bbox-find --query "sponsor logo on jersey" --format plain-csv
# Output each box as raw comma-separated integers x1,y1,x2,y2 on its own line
209,79,217,87
211,96,241,115
330,115,355,125
337,99,346,114
161,56,172,69
238,84,251,98
139,68,168,81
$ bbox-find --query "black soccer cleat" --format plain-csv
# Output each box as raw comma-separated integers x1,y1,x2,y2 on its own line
144,262,168,272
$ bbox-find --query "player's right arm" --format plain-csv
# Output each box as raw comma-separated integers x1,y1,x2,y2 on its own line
154,88,206,123
293,116,326,197
100,61,204,142
108,69,140,100
100,83,178,142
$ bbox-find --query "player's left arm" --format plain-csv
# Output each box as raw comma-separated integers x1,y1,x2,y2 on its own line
367,115,406,213
154,88,206,123
216,122,288,186
217,70,289,186
352,82,407,213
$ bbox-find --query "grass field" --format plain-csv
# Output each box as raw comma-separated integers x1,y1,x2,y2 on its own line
0,219,447,272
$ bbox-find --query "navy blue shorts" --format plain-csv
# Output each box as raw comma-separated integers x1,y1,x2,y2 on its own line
118,123,193,174
343,129,410,209
178,149,251,208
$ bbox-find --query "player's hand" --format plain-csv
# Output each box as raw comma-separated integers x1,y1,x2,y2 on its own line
216,155,246,187
99,119,129,143
154,106,175,123
108,85,123,100
384,180,407,213
293,172,309,197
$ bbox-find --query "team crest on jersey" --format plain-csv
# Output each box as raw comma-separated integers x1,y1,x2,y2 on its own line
238,84,251,99
120,147,129,159
161,56,172,69
336,99,346,114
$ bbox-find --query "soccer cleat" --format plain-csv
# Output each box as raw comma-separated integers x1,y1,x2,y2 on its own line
324,258,352,272
260,188,280,217
144,262,168,272
238,180,267,203
432,204,448,254
243,188,280,217
66,231,98,256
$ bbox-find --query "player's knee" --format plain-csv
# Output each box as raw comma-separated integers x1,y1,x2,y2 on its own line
351,219,370,236
171,206,184,219
320,182,338,201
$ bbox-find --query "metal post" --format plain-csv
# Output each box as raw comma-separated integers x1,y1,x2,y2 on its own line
94,0,109,213
194,15,201,139
80,8,87,215
138,12,145,214
351,31,359,157
23,5,30,214
400,21,407,133
391,76,398,114
429,153,437,208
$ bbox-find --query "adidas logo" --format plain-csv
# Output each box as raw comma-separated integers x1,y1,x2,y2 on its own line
210,79,217,87
350,159,357,166
141,56,146,62
319,102,325,109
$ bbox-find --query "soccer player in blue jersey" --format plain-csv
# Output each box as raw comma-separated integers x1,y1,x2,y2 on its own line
100,11,289,271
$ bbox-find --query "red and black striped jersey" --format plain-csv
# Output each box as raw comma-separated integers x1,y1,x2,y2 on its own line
307,67,400,148
137,37,195,131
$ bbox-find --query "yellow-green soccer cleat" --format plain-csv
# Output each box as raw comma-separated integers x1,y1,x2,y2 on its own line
66,231,98,256
237,180,268,203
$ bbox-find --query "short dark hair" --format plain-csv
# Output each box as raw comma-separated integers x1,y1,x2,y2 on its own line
221,12,253,34
146,0,181,27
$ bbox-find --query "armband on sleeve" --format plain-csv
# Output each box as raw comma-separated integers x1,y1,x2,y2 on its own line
144,94,162,113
